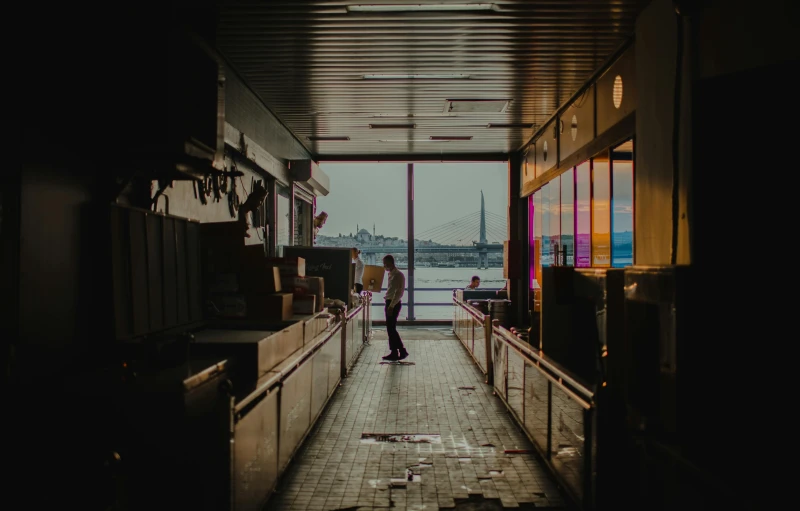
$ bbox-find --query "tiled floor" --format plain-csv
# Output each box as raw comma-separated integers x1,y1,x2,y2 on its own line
267,327,568,511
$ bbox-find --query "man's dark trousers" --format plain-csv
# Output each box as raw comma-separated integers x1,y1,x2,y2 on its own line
384,300,404,352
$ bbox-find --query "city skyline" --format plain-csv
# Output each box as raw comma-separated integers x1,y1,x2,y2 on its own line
316,162,509,240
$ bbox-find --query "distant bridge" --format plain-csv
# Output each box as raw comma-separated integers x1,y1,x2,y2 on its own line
357,191,505,269
359,245,503,254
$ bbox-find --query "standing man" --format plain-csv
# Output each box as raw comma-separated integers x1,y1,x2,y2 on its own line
382,254,409,361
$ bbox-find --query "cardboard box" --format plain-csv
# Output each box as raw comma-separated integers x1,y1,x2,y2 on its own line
292,295,316,315
302,312,331,344
362,265,385,292
248,293,293,321
283,246,353,303
281,276,324,311
266,257,305,278
241,265,282,294
192,321,304,382
209,292,293,321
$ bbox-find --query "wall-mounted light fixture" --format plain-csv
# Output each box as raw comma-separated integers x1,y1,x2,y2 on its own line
363,74,470,79
347,4,497,12
379,139,456,143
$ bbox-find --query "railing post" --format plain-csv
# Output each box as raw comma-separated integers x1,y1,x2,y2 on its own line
406,163,415,320
339,310,347,379
583,407,595,511
486,318,496,386
546,381,553,461
362,295,367,343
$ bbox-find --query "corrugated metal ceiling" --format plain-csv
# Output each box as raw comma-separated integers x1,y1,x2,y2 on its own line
215,0,649,160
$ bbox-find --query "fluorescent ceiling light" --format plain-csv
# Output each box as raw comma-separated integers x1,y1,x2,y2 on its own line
307,135,350,141
347,4,497,12
363,74,470,80
378,136,473,142
379,139,452,143
487,123,533,129
369,123,416,129
444,98,511,113
430,136,473,141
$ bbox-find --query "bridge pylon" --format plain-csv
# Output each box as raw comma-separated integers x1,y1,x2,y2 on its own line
477,249,488,269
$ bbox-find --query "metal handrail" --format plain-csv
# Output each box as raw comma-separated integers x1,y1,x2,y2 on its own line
346,302,364,320
370,301,454,307
368,287,503,291
493,325,594,403
366,287,502,308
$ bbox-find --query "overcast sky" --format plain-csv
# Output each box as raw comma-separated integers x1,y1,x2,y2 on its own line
316,162,509,242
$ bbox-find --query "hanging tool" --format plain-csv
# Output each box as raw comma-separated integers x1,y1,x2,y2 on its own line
197,177,208,205
238,181,268,238
228,164,240,219
151,178,171,214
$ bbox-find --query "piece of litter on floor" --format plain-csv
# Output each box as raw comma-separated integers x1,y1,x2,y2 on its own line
360,433,442,444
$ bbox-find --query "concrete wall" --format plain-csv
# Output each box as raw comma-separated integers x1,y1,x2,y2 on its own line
151,155,267,246
632,1,797,502
224,64,312,166
635,0,800,265
635,0,686,265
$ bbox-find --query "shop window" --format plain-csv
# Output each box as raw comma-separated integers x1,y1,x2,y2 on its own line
540,182,552,268
293,184,314,247
533,190,544,285
548,180,561,266
575,161,592,267
560,168,575,266
277,185,291,251
592,152,611,267
611,139,634,267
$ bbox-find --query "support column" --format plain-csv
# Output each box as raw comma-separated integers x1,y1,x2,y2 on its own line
267,179,277,257
289,182,295,246
406,163,415,320
508,153,528,328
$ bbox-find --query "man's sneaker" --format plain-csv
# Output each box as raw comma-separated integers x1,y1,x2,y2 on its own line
382,352,399,360
397,349,409,360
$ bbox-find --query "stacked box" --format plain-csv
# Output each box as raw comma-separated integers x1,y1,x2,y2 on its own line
200,223,293,319
266,257,317,314
292,295,316,315
266,257,306,278
281,276,325,312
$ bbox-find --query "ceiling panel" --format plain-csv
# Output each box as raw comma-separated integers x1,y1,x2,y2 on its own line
215,0,649,159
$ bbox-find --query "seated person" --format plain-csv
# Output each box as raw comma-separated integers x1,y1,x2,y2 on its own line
465,275,480,290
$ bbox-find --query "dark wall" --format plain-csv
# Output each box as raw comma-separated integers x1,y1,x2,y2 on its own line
8,6,309,507
690,58,797,503
16,168,111,381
